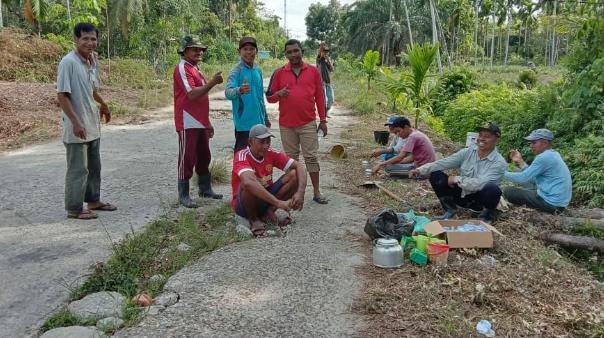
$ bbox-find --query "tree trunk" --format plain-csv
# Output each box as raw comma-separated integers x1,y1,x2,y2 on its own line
550,0,557,65
435,8,452,69
483,21,488,66
504,4,511,66
474,0,480,66
403,0,413,45
106,4,110,74
429,0,443,75
66,0,72,21
490,3,496,68
528,213,604,230
540,233,604,253
524,20,529,60
0,0,4,28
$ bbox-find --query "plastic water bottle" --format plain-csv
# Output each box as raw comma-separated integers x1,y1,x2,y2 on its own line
317,129,323,143
476,320,496,337
362,160,371,177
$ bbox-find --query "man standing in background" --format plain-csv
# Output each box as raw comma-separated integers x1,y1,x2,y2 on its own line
266,39,329,205
316,42,335,115
225,37,270,153
173,36,224,208
57,22,117,220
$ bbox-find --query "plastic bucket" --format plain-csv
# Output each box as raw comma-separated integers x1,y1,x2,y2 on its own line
329,145,348,159
374,131,389,145
428,243,450,266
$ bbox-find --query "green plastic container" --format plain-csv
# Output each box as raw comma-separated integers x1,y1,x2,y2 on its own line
415,235,429,253
401,236,416,257
410,248,428,265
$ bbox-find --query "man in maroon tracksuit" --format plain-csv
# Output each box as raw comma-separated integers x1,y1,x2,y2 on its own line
173,36,223,207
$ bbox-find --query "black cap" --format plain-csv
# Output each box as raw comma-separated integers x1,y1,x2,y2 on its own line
476,122,501,137
390,116,411,128
239,37,257,50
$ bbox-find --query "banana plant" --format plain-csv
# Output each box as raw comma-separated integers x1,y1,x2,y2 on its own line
360,50,381,90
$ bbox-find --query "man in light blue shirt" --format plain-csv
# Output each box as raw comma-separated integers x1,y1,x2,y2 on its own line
225,37,269,152
504,129,572,214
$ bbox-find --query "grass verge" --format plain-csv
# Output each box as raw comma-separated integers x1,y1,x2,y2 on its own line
42,202,245,334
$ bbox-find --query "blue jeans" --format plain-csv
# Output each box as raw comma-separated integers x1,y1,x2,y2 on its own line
380,153,396,161
323,83,334,111
235,178,285,218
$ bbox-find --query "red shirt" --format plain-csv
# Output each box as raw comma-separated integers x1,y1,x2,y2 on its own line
401,130,436,167
266,62,326,128
231,147,294,210
173,60,210,132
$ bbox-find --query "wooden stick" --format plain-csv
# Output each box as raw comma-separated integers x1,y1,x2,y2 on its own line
374,183,405,203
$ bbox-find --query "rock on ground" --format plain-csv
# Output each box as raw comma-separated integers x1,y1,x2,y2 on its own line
40,326,105,338
67,291,126,321
154,292,179,307
96,317,124,331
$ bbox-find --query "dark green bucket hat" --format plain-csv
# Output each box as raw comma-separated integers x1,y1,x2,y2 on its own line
177,35,207,55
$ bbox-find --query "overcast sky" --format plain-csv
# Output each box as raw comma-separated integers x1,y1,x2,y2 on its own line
261,0,357,40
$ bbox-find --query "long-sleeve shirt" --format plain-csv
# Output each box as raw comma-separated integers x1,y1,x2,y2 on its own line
504,149,572,207
265,62,326,128
225,60,268,132
417,144,507,197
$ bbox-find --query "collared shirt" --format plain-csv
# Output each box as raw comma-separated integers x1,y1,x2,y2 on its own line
56,50,101,143
389,136,405,153
418,144,507,196
173,59,210,132
266,62,326,128
225,59,267,132
505,149,572,207
231,147,294,210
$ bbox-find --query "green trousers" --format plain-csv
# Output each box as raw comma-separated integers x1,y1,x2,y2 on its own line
503,186,564,214
64,139,101,212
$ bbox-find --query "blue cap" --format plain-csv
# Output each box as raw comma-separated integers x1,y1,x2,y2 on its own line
384,116,400,126
390,117,411,128
525,128,554,141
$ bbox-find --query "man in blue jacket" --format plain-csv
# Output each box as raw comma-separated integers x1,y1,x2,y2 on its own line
225,37,270,152
504,129,572,214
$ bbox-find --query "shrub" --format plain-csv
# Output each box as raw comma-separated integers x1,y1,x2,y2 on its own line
432,67,480,116
442,84,548,155
564,135,604,207
518,69,537,89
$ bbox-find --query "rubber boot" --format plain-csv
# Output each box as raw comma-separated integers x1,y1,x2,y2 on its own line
198,174,223,199
178,180,198,208
478,208,495,224
433,196,457,220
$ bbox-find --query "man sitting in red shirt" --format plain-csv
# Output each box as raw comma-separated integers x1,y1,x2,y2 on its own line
232,124,307,237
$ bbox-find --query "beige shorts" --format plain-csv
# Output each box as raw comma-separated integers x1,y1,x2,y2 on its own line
279,121,320,173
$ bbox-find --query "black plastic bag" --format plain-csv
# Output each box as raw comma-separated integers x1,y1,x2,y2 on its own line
364,208,415,240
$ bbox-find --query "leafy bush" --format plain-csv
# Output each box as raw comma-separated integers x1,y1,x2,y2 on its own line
442,84,548,155
518,69,537,89
547,57,604,143
432,67,480,116
564,135,604,207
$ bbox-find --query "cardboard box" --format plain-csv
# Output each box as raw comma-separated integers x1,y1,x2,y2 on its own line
423,220,503,248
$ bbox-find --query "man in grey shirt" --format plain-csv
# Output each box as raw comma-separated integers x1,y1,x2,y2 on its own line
57,22,117,219
409,123,507,223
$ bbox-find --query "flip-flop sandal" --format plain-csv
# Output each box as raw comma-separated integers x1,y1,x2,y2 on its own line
67,211,98,220
89,202,118,211
252,228,267,238
312,196,329,204
278,216,293,230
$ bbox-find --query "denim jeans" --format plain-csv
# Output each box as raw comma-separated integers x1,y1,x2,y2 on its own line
64,139,101,212
323,83,334,111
